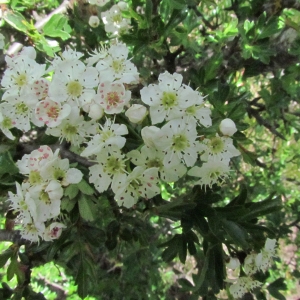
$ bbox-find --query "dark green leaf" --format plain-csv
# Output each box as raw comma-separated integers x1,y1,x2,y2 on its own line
78,179,94,196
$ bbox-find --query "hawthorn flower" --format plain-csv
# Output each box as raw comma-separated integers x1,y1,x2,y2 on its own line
113,166,160,208
140,71,198,124
40,157,83,186
35,98,71,127
0,109,15,140
89,146,127,193
141,126,160,147
81,118,128,157
244,253,259,275
101,4,130,35
1,54,46,97
183,101,212,128
96,81,131,114
46,107,97,146
20,220,46,243
0,94,38,131
96,42,139,84
154,118,199,167
48,60,98,105
226,257,240,270
220,118,237,136
229,277,262,299
44,222,66,241
28,180,63,223
188,160,230,189
127,145,187,182
125,104,148,124
199,135,240,162
255,238,276,272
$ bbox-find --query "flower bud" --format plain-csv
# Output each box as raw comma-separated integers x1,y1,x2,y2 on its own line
117,1,128,10
88,103,104,120
219,118,237,136
141,126,160,147
227,257,240,270
125,104,148,124
89,16,100,28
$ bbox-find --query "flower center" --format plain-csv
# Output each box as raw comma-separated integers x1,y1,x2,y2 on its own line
106,91,121,107
161,92,177,108
15,73,28,87
147,158,163,169
209,137,224,153
29,171,43,184
172,134,189,151
105,156,125,174
46,104,60,119
186,105,196,115
111,59,124,73
67,81,83,97
40,191,51,205
53,169,65,182
16,102,28,114
112,13,122,24
62,124,78,141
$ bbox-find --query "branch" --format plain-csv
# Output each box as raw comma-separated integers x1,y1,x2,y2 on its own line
0,229,28,245
247,107,286,140
17,142,95,168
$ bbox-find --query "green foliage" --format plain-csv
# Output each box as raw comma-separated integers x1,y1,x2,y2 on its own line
0,0,300,299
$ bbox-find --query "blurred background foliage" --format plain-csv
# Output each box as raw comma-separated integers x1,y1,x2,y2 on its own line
0,0,300,299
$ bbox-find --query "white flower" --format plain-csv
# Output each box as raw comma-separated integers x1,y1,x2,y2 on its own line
48,60,98,106
0,95,38,131
96,81,131,114
1,55,46,97
20,220,45,243
244,253,259,275
43,222,66,241
0,109,15,140
81,117,128,157
140,71,198,124
125,104,148,123
35,98,71,127
89,16,100,28
154,118,199,167
101,5,130,35
220,118,237,136
127,145,187,182
117,1,128,10
184,102,212,128
96,42,139,84
255,238,277,272
46,107,97,146
188,159,230,189
141,126,160,148
40,156,83,186
229,277,261,299
113,166,160,208
87,103,104,120
199,135,240,162
89,146,127,193
226,257,240,270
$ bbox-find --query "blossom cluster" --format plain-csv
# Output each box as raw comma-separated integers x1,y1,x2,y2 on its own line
227,238,277,298
8,146,83,242
1,41,240,241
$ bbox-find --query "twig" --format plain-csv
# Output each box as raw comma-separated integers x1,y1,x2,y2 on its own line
0,229,28,245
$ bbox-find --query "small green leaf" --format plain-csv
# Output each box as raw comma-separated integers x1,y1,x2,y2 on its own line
76,262,89,299
0,152,19,176
64,184,79,199
78,179,94,196
43,14,71,40
267,278,287,300
4,11,30,33
78,194,97,222
0,249,13,269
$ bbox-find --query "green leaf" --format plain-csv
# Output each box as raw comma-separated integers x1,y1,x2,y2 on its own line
64,184,79,199
221,219,249,249
4,11,30,33
145,0,153,25
7,258,17,281
0,249,13,269
76,261,89,299
258,17,282,40
0,151,19,176
43,14,71,40
78,179,94,196
267,278,287,300
78,194,98,222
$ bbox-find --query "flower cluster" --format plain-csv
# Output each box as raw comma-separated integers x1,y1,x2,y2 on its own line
227,238,277,298
1,41,241,239
8,146,83,242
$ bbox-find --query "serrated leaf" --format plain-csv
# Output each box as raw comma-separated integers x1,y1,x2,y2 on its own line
78,179,94,196
4,11,30,33
0,152,19,176
43,14,71,40
78,194,97,222
64,184,79,199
